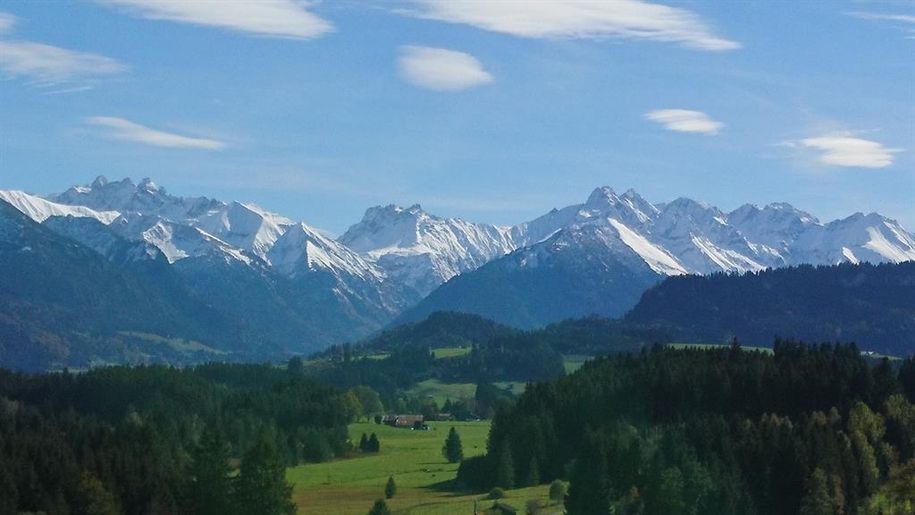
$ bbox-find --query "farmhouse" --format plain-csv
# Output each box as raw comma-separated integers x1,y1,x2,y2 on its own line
383,414,425,429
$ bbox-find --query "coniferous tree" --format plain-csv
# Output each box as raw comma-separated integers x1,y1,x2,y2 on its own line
234,440,295,515
799,469,835,515
385,475,397,499
186,426,233,515
367,498,391,515
494,440,515,489
443,427,464,463
76,472,119,515
359,433,369,452
368,433,381,453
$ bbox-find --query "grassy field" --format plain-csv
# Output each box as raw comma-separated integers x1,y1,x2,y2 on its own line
562,354,591,374
432,347,472,359
289,421,561,514
406,379,527,407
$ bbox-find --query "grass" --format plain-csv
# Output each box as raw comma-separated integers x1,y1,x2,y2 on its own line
288,421,560,514
563,354,591,374
117,331,225,354
431,347,472,360
407,379,527,407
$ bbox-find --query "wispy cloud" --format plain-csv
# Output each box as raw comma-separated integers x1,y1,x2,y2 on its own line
87,117,227,150
97,0,332,39
398,46,493,91
847,11,915,38
847,12,915,25
645,109,723,135
791,133,901,169
0,40,126,85
0,11,16,32
402,0,740,51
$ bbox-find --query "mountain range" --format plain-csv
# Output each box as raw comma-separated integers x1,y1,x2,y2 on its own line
1,176,913,369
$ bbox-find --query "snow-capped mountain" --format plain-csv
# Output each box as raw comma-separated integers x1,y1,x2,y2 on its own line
52,176,293,262
2,176,914,365
0,189,120,224
339,204,516,296
397,186,915,327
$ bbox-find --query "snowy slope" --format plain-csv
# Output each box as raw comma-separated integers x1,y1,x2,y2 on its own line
339,204,516,295
52,176,293,262
0,190,120,224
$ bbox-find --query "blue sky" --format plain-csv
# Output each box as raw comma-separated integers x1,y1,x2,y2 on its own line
1,0,913,234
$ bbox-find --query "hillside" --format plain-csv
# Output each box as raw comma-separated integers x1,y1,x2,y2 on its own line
626,261,915,355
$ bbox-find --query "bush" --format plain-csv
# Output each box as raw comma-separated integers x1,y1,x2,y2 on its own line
488,487,506,499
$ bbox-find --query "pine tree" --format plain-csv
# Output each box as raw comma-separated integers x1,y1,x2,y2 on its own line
187,426,233,515
442,427,464,463
368,433,381,453
234,440,296,515
359,433,369,452
494,440,515,489
385,475,397,499
525,456,540,487
367,499,391,515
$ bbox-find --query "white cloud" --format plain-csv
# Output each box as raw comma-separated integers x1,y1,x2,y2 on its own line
398,46,493,91
0,11,16,33
795,134,901,169
847,12,915,25
644,109,723,135
97,0,332,39
403,0,739,51
87,117,227,150
0,40,125,85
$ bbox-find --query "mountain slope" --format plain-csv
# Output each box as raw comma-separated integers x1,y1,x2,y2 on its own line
339,204,516,296
625,261,915,354
396,223,668,328
0,200,236,370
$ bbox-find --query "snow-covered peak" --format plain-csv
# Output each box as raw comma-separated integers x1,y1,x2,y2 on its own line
268,222,381,280
339,203,517,295
107,214,252,265
0,190,121,224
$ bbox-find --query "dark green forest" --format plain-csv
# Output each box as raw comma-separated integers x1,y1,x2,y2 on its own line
460,341,915,514
0,363,353,514
626,262,915,354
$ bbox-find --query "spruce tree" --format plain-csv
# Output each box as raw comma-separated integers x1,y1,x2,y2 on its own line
359,433,369,452
367,499,391,515
494,440,515,489
234,440,296,515
442,427,464,463
385,475,397,499
368,433,381,453
187,426,233,515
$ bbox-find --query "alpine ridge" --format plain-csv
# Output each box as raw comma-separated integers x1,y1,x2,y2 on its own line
1,176,914,368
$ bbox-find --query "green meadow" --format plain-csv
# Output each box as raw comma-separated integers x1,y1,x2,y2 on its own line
288,421,560,514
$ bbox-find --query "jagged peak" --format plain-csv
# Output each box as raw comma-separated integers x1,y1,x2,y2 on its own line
585,186,619,207
91,175,109,188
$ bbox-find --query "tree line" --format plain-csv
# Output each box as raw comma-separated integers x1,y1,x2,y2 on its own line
459,341,915,514
0,363,357,514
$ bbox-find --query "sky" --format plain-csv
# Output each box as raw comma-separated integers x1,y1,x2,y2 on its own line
0,0,913,234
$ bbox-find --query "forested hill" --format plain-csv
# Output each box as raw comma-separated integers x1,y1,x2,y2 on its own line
0,363,351,514
460,342,915,514
625,262,915,355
